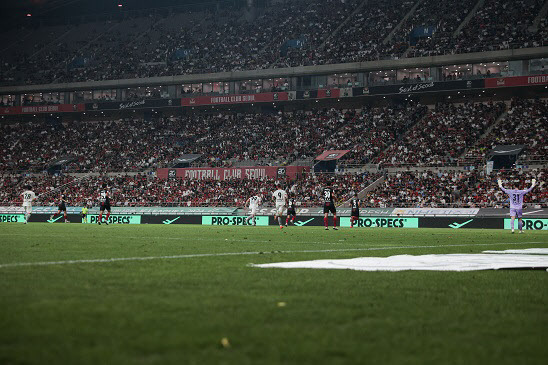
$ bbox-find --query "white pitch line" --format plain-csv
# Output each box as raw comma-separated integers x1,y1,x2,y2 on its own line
0,241,543,269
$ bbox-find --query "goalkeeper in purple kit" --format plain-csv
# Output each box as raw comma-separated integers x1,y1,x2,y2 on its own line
498,178,536,233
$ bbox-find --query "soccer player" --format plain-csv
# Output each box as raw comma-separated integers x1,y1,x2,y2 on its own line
246,194,262,226
81,205,89,224
50,194,69,223
21,185,36,224
498,178,536,233
98,184,111,225
285,195,297,226
272,184,288,229
350,194,360,228
322,185,337,230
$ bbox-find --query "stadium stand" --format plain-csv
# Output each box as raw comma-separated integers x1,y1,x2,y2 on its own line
1,0,546,85
365,167,547,208
0,171,381,207
0,105,427,172
375,102,506,166
461,99,547,165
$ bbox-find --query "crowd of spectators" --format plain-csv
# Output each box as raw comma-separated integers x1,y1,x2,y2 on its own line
365,167,546,208
462,98,547,164
335,104,428,165
3,97,545,174
447,0,546,55
1,0,545,86
375,102,506,166
402,0,478,58
0,105,427,172
0,171,381,207
2,167,545,208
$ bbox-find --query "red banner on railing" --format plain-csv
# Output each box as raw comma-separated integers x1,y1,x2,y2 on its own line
0,104,85,115
157,166,309,180
181,92,288,106
317,89,340,98
485,74,548,88
316,150,350,161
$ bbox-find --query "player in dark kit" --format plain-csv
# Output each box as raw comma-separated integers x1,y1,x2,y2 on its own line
350,194,360,228
322,186,338,230
49,194,69,223
285,196,297,226
98,184,111,225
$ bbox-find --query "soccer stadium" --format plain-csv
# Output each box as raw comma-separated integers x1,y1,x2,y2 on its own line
1,0,547,363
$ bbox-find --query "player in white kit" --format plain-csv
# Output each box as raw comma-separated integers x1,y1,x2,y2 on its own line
272,185,288,229
21,185,36,224
246,194,262,226
498,178,536,233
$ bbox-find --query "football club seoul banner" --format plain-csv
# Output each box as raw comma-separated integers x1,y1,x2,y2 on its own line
485,74,548,88
0,104,85,115
181,92,288,106
157,166,309,180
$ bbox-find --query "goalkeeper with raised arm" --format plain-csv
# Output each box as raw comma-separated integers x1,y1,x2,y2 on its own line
498,177,536,234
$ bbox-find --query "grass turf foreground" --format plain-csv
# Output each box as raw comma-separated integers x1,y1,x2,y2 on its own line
0,223,547,365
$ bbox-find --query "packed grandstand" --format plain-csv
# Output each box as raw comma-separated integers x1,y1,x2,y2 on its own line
0,0,547,210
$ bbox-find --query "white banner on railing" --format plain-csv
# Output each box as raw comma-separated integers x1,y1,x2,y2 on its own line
391,208,480,216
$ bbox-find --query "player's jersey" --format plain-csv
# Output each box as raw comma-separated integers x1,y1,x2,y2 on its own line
100,190,110,205
273,189,287,204
500,187,533,209
288,198,296,209
322,188,334,204
22,190,36,206
249,195,261,208
351,198,360,211
59,195,67,205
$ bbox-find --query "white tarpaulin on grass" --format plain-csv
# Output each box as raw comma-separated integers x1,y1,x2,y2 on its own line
482,248,548,255
252,253,548,272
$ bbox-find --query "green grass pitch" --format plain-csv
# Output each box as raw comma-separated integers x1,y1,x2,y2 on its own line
0,223,547,365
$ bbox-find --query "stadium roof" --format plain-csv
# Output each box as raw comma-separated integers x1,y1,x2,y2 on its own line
1,0,229,29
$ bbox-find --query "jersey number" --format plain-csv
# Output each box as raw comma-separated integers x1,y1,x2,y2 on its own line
24,194,32,200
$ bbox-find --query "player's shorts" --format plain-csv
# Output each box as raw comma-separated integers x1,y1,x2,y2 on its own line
275,203,286,216
100,202,111,211
58,203,67,211
287,207,296,216
323,202,336,214
510,208,523,218
23,204,32,214
81,213,87,218
351,209,359,218
249,206,258,216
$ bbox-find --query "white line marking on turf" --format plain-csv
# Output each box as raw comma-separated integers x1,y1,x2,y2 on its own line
0,242,543,269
